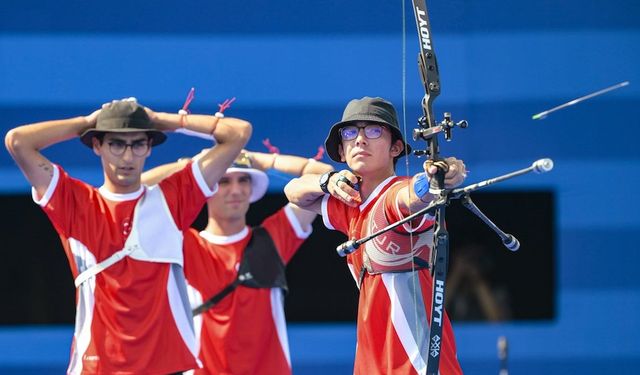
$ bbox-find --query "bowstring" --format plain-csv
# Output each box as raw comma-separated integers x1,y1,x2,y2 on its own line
400,0,421,347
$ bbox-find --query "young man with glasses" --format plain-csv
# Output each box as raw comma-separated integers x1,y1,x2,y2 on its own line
285,97,466,374
4,99,251,374
142,148,333,375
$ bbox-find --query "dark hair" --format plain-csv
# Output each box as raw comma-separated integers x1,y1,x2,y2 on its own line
93,133,105,145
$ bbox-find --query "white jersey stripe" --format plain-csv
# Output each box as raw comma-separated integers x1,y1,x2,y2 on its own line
32,164,60,207
270,288,291,367
67,238,97,375
382,273,428,374
283,203,313,239
167,265,201,365
191,160,218,198
321,194,334,230
186,283,203,356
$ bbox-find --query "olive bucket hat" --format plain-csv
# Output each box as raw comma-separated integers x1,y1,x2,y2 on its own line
80,100,167,148
324,96,412,162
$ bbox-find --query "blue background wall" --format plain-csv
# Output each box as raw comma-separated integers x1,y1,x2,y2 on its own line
1,0,639,373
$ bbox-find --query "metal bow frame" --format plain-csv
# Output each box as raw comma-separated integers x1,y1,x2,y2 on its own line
410,2,462,372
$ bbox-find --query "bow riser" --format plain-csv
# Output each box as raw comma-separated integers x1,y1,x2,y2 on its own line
412,0,445,169
411,1,449,374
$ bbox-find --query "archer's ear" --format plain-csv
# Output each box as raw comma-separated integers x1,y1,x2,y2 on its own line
338,144,346,162
92,137,102,157
390,139,404,158
146,138,153,157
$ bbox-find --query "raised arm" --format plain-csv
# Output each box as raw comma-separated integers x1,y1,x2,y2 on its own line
249,151,333,177
250,151,334,229
141,158,191,186
151,112,252,190
285,166,365,215
284,174,327,215
4,110,99,197
285,157,467,219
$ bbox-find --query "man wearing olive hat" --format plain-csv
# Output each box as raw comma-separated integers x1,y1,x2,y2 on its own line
285,97,466,374
5,99,251,374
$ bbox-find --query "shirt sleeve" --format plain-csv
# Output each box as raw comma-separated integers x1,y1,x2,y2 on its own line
320,194,352,235
262,205,312,264
33,165,94,238
158,161,217,230
383,181,434,234
182,229,236,296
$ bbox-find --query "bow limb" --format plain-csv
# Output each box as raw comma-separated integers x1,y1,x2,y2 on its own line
409,1,450,374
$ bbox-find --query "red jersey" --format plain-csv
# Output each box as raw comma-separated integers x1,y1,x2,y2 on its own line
183,205,311,375
321,176,463,375
34,162,215,374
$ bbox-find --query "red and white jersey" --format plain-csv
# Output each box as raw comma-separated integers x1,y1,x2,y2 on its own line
321,176,463,375
34,162,215,375
183,204,311,375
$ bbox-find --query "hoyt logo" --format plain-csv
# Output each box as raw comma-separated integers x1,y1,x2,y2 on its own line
430,334,441,358
433,279,444,326
415,7,433,51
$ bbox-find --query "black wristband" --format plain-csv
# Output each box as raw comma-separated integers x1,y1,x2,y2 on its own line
319,171,337,194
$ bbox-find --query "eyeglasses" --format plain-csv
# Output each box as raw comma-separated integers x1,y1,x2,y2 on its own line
339,124,386,141
106,140,150,156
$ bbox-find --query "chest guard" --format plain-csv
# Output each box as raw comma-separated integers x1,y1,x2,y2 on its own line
361,183,433,274
74,185,184,288
192,226,287,316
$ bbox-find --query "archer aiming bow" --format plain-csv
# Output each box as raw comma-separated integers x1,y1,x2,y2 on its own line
334,1,555,374
333,1,554,373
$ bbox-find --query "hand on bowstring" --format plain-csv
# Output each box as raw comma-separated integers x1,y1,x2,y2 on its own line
329,170,362,207
424,157,467,189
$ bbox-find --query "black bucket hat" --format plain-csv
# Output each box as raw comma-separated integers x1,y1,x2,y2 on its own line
324,97,412,162
80,100,167,148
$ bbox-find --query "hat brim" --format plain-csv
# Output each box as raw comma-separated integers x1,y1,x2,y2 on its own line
224,167,269,203
80,129,167,148
324,120,412,163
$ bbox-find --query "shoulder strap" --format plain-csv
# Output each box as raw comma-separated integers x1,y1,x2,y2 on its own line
73,192,146,288
74,244,139,287
192,226,286,316
192,275,245,316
